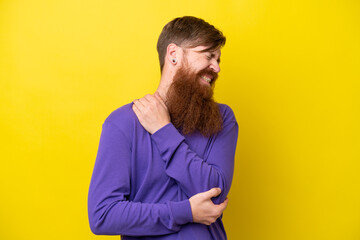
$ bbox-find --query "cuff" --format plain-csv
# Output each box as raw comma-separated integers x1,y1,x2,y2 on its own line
151,123,185,161
168,200,193,225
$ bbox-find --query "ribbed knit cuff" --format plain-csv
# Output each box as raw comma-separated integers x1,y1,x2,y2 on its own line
168,199,193,225
151,123,185,161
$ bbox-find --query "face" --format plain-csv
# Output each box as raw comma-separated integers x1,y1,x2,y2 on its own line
180,46,221,87
165,45,224,137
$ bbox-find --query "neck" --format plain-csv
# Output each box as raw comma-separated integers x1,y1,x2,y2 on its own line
155,66,176,102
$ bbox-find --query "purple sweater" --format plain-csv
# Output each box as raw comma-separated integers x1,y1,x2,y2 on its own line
88,103,238,239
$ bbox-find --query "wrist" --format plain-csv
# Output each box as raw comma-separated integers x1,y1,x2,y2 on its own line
151,122,171,134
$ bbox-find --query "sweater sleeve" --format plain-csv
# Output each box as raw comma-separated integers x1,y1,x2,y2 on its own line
88,121,192,236
151,105,238,204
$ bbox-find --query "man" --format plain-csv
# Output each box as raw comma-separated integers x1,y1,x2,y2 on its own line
88,16,238,239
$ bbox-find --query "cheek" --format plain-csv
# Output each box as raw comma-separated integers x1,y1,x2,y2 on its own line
191,60,208,72
184,54,208,72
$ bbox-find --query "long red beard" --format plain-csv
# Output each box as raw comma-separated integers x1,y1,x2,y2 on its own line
165,65,223,137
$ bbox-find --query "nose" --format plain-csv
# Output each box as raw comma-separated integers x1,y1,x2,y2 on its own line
209,60,220,73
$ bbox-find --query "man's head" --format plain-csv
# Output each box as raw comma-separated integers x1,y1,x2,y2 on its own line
157,16,226,73
157,16,226,136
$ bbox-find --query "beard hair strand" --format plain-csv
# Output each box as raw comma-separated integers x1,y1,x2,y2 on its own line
166,65,223,137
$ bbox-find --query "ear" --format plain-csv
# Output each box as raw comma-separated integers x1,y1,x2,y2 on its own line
166,43,180,66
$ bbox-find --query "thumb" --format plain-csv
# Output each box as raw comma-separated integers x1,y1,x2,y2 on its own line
205,188,222,198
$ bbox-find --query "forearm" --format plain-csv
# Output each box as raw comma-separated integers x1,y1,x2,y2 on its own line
88,195,192,236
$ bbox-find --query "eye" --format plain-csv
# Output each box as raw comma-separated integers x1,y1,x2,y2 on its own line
206,54,211,60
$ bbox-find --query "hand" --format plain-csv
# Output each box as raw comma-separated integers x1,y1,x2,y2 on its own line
132,93,171,134
189,188,229,225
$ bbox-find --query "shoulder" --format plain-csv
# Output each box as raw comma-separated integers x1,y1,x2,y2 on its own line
103,103,137,132
217,103,237,124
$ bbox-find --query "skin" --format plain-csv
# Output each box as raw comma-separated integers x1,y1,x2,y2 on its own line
132,44,226,226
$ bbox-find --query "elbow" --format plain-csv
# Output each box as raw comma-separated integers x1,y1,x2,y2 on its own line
88,203,125,235
88,193,112,235
89,214,115,235
88,204,111,235
88,201,101,234
90,224,110,236
89,224,101,235
88,194,129,235
88,213,104,235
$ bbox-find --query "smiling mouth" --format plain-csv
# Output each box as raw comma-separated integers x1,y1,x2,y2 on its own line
201,75,212,84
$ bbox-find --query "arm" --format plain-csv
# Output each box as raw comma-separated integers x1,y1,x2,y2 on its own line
88,121,192,236
133,95,238,204
151,114,238,204
88,120,228,235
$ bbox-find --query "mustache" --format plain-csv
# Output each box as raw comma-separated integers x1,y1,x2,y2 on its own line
196,68,218,85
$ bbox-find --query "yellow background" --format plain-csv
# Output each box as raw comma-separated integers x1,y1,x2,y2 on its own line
1,0,359,239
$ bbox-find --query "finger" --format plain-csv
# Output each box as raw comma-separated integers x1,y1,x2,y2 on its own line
154,92,163,101
217,198,229,211
132,104,142,117
204,187,222,199
145,94,166,112
155,92,168,110
133,99,146,112
134,99,145,107
141,95,152,104
143,95,158,110
138,98,150,109
154,92,165,104
144,94,156,103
